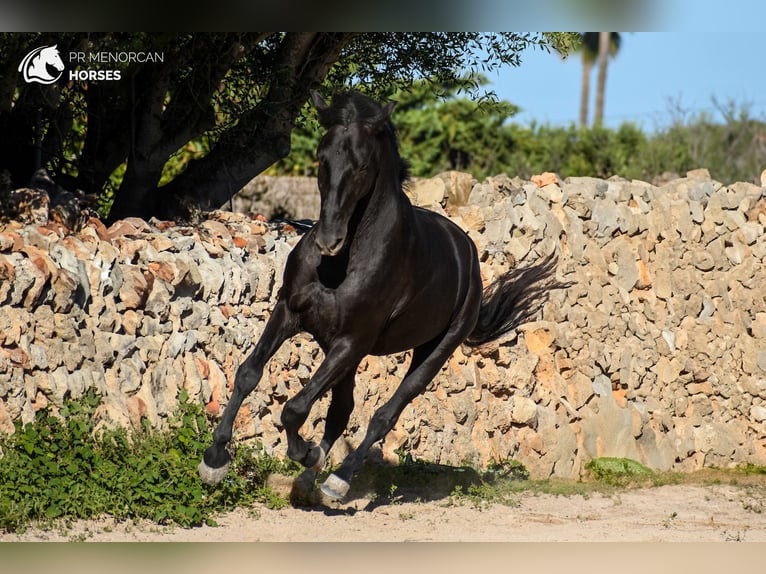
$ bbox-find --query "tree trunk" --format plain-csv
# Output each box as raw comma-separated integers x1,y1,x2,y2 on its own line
106,34,255,222
148,33,355,222
579,56,592,129
593,31,610,128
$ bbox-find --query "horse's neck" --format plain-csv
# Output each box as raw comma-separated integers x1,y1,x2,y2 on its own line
352,174,412,248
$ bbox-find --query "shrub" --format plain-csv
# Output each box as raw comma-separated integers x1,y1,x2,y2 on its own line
585,457,654,486
0,389,296,532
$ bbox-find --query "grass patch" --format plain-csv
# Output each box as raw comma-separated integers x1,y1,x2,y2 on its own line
735,463,766,476
585,457,655,487
0,389,298,533
350,456,766,509
347,455,602,509
347,455,486,504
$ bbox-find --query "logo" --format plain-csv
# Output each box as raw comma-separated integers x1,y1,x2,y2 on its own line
18,45,65,85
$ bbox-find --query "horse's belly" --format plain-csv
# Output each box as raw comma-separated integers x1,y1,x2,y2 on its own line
371,243,481,354
369,297,457,355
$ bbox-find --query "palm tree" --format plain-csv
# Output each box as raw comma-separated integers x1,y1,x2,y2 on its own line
578,33,600,129
594,32,621,127
578,32,621,129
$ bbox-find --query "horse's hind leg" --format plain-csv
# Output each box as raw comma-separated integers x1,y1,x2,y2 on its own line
319,339,454,499
321,299,482,500
199,300,296,484
320,374,356,457
302,373,356,471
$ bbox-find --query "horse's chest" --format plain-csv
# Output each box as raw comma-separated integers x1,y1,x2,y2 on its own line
285,273,390,348
281,239,395,346
286,281,341,334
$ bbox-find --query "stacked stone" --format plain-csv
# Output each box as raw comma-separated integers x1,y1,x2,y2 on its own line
400,168,766,477
0,213,296,439
1,169,765,479
232,175,321,221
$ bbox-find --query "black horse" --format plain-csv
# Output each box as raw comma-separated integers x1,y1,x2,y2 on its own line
199,90,564,500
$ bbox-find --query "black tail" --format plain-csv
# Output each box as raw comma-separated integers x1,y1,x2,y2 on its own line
465,251,568,347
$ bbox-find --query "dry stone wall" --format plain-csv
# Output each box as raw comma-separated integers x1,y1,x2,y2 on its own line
1,169,766,479
233,175,320,221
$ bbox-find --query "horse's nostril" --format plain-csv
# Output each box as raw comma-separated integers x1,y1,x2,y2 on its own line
316,236,344,256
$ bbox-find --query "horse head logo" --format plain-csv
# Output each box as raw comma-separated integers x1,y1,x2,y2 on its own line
18,45,65,85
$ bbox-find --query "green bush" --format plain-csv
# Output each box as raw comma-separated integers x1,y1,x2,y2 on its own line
585,457,654,486
270,88,766,186
0,389,296,532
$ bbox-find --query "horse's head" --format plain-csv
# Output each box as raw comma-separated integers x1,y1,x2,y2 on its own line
19,45,65,84
42,45,65,71
311,90,396,257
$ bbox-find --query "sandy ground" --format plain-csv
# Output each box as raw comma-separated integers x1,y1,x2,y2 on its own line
3,482,766,542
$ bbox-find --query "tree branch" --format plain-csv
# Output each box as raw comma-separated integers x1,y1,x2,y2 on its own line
108,34,270,221
153,32,355,220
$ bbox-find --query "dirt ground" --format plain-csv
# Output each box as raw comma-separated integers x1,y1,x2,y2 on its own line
3,480,766,542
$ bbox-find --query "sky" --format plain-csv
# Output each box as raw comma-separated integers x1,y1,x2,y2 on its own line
488,30,766,132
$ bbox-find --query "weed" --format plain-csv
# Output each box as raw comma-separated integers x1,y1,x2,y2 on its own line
438,459,530,509
742,498,763,514
736,464,766,475
0,389,291,532
741,487,764,514
388,483,404,505
484,458,530,481
585,457,655,487
722,529,746,542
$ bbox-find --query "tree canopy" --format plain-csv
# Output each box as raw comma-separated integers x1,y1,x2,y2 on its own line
0,32,578,222
271,77,522,181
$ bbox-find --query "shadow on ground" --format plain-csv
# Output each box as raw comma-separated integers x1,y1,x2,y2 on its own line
271,453,531,515
270,456,766,516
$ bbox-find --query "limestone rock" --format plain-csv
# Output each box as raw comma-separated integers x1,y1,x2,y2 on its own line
2,172,766,480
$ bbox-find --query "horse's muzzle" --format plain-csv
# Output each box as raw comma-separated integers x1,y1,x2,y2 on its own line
315,235,345,257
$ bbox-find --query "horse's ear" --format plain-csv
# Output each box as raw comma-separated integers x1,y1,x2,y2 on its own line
311,91,329,112
380,101,396,122
311,91,331,126
368,101,396,133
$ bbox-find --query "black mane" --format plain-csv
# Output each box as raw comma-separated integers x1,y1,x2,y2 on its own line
316,90,382,128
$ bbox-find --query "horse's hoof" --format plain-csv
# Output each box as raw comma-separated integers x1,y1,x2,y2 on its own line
320,473,350,501
309,444,326,472
198,459,230,485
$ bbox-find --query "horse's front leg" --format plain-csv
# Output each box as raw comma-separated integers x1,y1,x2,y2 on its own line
280,340,361,470
198,300,297,484
290,374,356,503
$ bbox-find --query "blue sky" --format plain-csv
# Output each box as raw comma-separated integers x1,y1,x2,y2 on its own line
487,31,766,132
